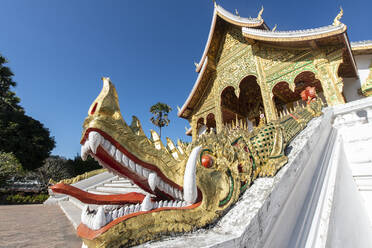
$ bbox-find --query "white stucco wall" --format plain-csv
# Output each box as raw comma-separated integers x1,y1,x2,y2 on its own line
326,140,372,248
343,54,372,102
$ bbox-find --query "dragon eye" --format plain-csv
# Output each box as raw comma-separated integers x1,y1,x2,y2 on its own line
200,149,214,168
201,154,213,168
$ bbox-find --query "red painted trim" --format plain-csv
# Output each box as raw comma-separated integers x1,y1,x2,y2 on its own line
50,183,145,205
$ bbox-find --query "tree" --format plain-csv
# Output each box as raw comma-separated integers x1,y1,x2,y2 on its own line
66,154,101,176
150,102,172,138
0,55,22,112
33,156,72,189
0,54,55,170
0,151,23,187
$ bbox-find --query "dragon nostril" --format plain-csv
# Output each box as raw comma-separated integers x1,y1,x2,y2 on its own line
90,102,98,115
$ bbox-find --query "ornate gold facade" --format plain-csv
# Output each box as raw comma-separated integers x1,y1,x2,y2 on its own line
179,4,359,141
188,29,347,140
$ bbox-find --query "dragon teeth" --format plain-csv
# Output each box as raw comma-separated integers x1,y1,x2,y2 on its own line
124,206,129,215
129,160,136,171
81,206,89,225
142,168,150,178
183,146,201,204
148,173,158,191
81,199,190,229
122,154,129,165
88,131,102,154
135,164,143,175
92,207,107,230
111,209,118,219
115,149,123,162
118,207,124,217
102,139,110,151
82,131,186,201
141,195,153,211
134,204,140,212
81,141,90,161
109,145,116,157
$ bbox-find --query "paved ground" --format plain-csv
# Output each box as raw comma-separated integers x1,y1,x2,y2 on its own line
0,204,81,248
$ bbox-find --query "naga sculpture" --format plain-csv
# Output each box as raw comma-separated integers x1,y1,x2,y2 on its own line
51,78,323,247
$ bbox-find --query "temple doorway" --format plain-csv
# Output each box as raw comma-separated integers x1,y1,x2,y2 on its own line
221,76,264,128
272,71,324,115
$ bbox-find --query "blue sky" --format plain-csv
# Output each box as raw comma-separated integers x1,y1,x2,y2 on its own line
1,0,371,159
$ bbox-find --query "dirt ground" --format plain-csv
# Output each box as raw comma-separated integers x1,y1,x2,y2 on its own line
0,204,81,248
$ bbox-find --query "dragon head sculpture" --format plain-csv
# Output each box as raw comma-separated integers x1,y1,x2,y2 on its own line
51,78,323,247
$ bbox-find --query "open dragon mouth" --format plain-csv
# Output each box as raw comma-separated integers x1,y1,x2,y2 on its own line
51,129,202,238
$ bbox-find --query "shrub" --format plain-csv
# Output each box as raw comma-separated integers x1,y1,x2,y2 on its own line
0,151,23,187
5,193,49,204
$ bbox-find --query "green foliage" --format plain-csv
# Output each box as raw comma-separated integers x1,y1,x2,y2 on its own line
32,156,72,188
0,54,55,170
0,151,23,186
66,154,101,176
28,154,101,189
150,102,172,138
0,55,22,112
0,111,56,171
5,193,49,204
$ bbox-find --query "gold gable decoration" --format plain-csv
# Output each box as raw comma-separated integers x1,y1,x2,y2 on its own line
333,7,343,26
257,6,264,21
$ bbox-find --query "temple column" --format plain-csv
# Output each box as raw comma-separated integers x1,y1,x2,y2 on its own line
254,49,277,122
214,80,224,133
191,115,197,141
313,51,345,106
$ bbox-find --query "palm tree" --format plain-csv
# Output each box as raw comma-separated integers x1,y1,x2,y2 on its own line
150,102,172,138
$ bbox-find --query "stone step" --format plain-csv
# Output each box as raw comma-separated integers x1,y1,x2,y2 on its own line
351,165,372,177
69,196,85,209
58,200,81,229
95,186,146,194
87,189,116,195
103,183,138,188
357,185,372,191
111,180,135,184
354,176,372,186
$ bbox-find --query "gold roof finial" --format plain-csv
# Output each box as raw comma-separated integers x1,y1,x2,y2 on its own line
212,0,217,8
194,62,199,68
333,6,343,26
235,9,239,16
177,106,181,112
272,24,277,32
257,6,264,20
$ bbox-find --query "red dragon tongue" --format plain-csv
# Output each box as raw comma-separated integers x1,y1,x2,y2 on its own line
50,183,145,205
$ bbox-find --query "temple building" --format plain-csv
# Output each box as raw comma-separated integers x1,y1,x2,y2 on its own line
178,4,372,140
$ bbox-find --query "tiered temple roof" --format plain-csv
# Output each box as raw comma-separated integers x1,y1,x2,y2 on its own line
351,40,372,55
242,24,346,42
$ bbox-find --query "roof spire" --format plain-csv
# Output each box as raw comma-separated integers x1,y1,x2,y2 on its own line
235,9,240,17
272,24,277,32
333,6,343,26
212,0,217,8
257,6,264,20
194,62,199,68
